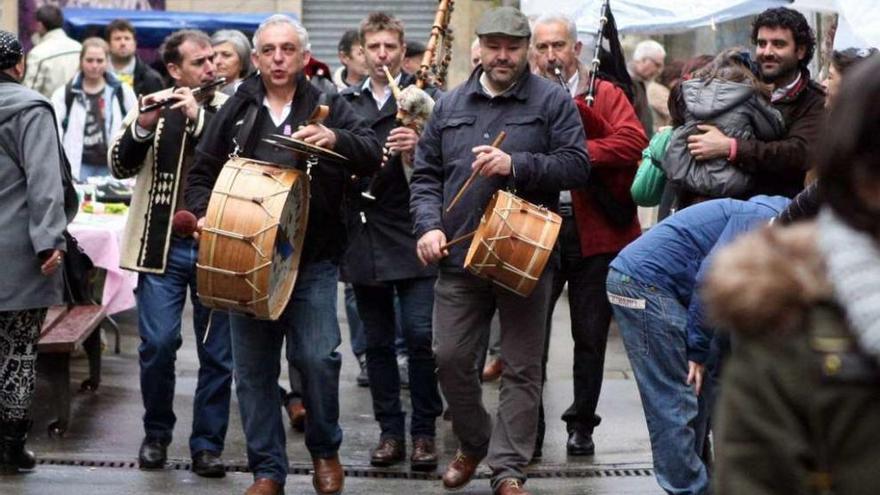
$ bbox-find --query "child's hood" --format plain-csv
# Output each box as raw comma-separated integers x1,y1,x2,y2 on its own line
682,78,758,120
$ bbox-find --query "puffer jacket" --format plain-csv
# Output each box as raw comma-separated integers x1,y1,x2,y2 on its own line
663,78,785,198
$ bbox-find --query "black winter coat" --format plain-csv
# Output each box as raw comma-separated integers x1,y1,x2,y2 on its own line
185,73,381,265
339,73,439,284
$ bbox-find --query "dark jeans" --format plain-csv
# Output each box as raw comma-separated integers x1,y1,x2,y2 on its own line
231,260,342,485
539,217,615,438
136,236,233,456
353,277,442,439
283,282,366,404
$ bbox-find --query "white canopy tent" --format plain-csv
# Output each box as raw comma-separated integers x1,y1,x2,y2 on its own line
792,0,880,49
521,0,878,49
521,0,791,36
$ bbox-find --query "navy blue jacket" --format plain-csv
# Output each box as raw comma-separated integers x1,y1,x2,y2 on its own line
410,66,590,271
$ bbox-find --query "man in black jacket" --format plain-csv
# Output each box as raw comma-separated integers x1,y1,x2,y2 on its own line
339,12,442,472
410,7,590,495
106,19,165,96
185,15,380,495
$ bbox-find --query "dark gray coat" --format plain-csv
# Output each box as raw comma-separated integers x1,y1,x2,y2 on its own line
662,78,785,198
410,66,590,271
0,78,68,311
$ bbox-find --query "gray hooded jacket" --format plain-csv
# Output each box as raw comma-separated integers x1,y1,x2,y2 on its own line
0,79,68,311
662,78,785,198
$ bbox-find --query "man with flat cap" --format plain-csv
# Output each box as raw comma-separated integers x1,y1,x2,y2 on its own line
410,7,590,495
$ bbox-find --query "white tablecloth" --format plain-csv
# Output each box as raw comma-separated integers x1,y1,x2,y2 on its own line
69,213,137,315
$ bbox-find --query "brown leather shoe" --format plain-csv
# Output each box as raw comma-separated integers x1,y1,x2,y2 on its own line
244,478,283,495
481,357,503,382
312,455,344,495
370,437,404,467
285,401,306,432
410,437,438,472
494,478,531,495
442,450,482,490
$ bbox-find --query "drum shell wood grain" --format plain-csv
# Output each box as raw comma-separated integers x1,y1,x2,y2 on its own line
197,158,309,320
463,190,561,297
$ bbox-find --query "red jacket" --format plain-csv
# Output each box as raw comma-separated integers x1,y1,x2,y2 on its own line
571,79,647,257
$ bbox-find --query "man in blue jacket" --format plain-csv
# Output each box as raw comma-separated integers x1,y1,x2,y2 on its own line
410,7,589,495
606,195,790,495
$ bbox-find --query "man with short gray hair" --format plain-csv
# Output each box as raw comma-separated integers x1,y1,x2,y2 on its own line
628,39,666,136
186,14,381,495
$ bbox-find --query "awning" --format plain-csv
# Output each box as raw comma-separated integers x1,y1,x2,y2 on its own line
62,8,297,48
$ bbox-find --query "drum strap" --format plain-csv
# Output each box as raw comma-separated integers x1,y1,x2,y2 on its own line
233,103,262,157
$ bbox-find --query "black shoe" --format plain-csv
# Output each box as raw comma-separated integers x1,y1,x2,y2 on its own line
138,438,167,469
191,450,226,478
566,430,595,456
0,420,36,473
356,354,369,388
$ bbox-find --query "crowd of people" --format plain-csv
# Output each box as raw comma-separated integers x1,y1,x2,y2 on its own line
1,3,879,495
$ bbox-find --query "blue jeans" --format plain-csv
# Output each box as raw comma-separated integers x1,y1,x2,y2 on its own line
353,277,442,440
231,260,342,485
136,236,232,456
606,269,710,495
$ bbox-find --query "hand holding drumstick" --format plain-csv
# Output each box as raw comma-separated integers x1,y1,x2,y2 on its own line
445,131,507,213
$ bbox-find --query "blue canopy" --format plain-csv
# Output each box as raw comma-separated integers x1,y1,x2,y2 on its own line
62,8,297,48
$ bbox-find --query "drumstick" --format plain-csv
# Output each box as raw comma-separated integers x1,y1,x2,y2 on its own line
439,230,476,251
445,131,507,214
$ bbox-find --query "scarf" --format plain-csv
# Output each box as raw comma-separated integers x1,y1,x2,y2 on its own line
817,207,880,357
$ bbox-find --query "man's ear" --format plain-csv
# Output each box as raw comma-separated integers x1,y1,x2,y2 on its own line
796,44,807,62
574,40,583,58
166,63,181,81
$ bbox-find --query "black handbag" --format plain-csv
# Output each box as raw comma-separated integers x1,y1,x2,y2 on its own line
61,230,95,305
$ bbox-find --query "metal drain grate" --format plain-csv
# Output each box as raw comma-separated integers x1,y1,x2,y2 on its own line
37,457,653,480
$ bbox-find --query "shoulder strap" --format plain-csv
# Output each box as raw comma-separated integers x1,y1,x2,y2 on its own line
62,80,74,133
114,85,127,117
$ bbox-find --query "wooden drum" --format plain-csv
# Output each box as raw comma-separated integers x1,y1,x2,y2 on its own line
197,157,309,320
463,190,561,297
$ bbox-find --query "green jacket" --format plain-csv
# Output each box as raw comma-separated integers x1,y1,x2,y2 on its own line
631,126,672,207
704,223,880,495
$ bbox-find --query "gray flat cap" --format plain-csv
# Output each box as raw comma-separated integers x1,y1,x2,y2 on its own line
475,7,530,38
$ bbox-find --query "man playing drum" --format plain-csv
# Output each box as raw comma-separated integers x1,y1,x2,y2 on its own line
108,29,233,479
185,15,381,495
409,7,590,495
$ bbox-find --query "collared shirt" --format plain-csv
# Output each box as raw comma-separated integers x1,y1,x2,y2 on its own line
478,71,517,98
263,96,292,127
771,72,802,103
567,71,579,98
363,73,402,110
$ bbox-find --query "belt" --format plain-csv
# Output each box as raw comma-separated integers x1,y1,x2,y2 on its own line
559,203,574,217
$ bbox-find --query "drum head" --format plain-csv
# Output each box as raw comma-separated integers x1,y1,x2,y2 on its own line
266,173,309,319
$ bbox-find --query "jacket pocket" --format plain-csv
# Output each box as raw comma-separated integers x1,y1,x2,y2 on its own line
439,115,477,160
503,113,547,151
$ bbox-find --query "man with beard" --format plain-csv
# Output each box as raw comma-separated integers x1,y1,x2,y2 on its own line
410,7,589,495
686,7,825,198
531,12,647,459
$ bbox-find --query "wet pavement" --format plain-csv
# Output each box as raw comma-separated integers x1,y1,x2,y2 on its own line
6,286,662,494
